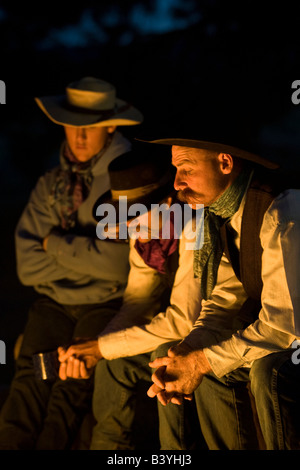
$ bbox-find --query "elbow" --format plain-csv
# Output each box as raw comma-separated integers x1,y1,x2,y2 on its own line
17,267,34,286
16,259,39,286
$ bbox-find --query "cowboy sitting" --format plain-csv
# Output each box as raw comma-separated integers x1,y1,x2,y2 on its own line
0,77,143,450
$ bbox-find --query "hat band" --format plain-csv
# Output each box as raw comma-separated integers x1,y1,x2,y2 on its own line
64,101,131,116
111,182,160,200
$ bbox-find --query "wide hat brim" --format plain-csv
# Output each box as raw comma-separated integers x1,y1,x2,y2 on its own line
93,177,175,222
136,137,279,170
35,95,143,127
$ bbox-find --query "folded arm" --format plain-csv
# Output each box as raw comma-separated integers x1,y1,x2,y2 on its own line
16,172,129,287
15,175,73,285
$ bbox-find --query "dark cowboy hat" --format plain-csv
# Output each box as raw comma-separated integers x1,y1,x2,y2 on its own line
135,104,280,170
93,144,175,221
137,136,279,169
35,76,143,127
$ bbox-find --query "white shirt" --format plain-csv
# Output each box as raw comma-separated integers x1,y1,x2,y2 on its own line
183,188,300,377
98,229,202,360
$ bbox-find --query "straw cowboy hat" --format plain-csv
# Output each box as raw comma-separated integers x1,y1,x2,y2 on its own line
93,143,175,221
35,76,144,127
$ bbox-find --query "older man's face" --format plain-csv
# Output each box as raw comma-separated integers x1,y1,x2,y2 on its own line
64,125,116,162
171,146,232,208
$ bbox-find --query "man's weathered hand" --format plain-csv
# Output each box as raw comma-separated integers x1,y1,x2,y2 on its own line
147,342,212,405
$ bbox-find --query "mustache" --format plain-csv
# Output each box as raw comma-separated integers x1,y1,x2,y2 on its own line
177,188,201,202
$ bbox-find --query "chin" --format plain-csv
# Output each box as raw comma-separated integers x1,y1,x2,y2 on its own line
75,153,92,162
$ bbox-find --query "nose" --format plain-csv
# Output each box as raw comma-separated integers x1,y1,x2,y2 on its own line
76,127,87,142
174,171,187,191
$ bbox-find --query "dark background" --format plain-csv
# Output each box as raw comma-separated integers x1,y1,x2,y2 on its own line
0,0,300,392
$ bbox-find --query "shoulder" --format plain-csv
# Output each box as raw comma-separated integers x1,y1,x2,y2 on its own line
110,131,131,154
266,189,300,226
245,167,300,227
259,189,300,251
30,166,60,197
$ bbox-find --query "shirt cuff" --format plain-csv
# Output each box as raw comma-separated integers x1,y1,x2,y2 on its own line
98,330,131,360
203,342,249,377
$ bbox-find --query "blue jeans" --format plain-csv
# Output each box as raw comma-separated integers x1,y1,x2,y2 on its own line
250,349,300,449
0,296,121,450
91,342,205,450
194,349,300,449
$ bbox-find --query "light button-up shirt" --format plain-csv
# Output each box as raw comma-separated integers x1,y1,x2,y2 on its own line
183,188,300,377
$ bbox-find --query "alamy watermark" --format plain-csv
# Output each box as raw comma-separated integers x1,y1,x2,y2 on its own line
291,80,300,105
95,197,204,251
0,80,5,104
0,340,6,364
291,339,300,365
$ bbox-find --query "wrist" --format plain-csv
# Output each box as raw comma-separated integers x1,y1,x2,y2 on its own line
96,338,103,360
198,350,212,374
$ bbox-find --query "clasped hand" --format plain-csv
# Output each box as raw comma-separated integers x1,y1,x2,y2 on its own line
57,338,102,380
147,343,212,406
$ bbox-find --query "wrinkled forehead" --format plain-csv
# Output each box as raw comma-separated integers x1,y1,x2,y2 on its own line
171,145,218,166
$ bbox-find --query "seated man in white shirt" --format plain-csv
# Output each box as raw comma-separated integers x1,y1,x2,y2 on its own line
57,147,210,450
147,132,300,450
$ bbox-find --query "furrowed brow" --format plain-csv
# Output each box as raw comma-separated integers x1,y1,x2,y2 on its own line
172,158,197,167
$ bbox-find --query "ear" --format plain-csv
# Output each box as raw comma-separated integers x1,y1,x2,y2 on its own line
107,125,117,134
218,153,234,175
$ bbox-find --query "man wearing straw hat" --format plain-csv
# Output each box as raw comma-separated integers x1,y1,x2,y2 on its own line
0,77,143,450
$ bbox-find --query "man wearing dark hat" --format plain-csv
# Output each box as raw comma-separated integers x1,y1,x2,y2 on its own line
57,147,205,450
0,77,143,450
147,132,300,450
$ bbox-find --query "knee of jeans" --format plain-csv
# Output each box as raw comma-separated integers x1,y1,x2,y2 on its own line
150,341,180,362
249,352,291,395
250,354,275,392
97,355,151,388
95,357,129,384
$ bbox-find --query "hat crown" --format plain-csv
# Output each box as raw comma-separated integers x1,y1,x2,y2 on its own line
66,77,116,111
109,151,168,191
35,76,143,127
92,145,175,221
